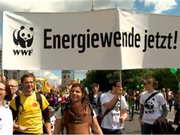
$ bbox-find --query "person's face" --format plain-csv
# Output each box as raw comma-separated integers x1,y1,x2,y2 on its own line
8,80,18,95
130,91,133,96
167,89,170,92
92,86,98,93
114,82,122,94
22,77,34,92
143,79,153,90
70,86,84,103
0,83,6,101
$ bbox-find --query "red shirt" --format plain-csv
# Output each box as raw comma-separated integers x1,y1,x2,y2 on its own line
61,96,66,103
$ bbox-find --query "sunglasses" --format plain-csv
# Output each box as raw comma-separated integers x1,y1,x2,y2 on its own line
143,82,147,85
9,85,17,88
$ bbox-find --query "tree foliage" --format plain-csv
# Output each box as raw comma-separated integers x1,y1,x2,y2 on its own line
80,69,180,94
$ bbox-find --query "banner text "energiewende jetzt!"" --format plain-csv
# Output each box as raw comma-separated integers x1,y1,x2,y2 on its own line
44,27,178,53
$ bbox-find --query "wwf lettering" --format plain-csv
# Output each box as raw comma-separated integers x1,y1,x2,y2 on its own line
111,113,120,116
13,50,33,56
145,110,155,114
43,27,178,53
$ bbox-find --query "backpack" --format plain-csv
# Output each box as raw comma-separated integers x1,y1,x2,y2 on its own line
61,103,94,134
61,103,94,118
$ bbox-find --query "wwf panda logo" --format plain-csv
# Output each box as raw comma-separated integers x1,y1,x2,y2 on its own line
144,97,155,110
114,101,120,111
13,26,34,48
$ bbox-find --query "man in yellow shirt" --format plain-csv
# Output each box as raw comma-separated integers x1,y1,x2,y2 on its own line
9,73,52,134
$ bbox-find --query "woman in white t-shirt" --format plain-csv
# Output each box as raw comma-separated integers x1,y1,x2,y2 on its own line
139,77,168,134
0,81,13,135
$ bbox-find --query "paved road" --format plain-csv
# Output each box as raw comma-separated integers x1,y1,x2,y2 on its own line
124,113,141,134
54,104,177,134
124,109,176,134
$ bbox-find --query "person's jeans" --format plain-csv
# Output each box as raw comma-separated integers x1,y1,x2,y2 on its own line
168,99,173,111
102,128,125,134
141,123,153,135
13,130,39,134
135,100,140,110
129,105,134,120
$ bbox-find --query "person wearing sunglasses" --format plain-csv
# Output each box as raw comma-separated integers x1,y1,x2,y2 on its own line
139,77,168,134
8,79,18,99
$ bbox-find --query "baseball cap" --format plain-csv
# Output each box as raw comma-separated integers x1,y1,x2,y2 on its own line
91,83,99,88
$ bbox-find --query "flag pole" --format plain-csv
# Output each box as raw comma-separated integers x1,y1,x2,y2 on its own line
1,70,5,83
119,70,122,126
2,70,4,77
91,0,95,11
116,0,122,126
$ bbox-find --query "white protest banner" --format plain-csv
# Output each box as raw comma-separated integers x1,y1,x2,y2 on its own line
119,9,180,69
2,8,180,70
3,9,121,70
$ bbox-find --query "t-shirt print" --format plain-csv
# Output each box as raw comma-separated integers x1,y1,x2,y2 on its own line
112,101,120,123
144,96,156,114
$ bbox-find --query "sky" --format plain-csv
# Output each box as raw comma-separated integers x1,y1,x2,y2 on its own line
0,0,179,85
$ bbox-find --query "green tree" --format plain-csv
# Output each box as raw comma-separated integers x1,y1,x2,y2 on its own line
81,69,180,94
153,69,179,93
122,69,154,90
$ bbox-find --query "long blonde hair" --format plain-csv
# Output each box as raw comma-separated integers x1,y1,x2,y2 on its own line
144,77,158,88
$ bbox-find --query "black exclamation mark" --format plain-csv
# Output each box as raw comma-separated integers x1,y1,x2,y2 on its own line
173,31,178,49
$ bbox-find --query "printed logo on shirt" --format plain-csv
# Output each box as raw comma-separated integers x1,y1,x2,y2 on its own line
32,103,37,107
144,97,155,114
111,101,121,123
113,101,120,112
